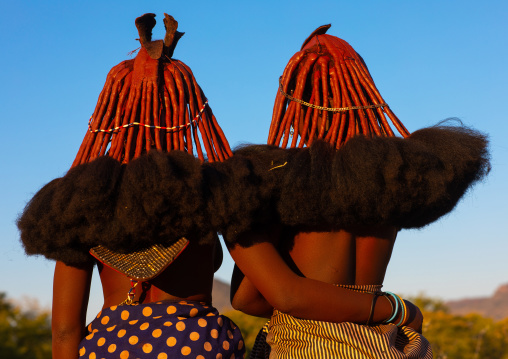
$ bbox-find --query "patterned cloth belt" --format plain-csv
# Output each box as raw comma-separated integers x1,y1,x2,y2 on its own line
265,284,433,359
79,300,245,359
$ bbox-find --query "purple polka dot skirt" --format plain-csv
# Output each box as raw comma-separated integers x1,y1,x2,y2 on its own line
79,301,245,358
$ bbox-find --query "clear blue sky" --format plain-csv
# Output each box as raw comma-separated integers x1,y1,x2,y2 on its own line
1,1,507,322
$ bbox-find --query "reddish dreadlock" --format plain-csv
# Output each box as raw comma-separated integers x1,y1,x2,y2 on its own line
191,25,489,248
73,13,232,166
17,13,231,266
268,25,409,149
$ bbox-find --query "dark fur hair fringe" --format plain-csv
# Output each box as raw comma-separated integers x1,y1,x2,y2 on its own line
113,150,212,251
18,125,490,260
278,125,490,229
17,151,212,267
17,156,123,267
204,145,298,247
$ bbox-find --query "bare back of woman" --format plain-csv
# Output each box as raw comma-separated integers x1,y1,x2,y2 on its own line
287,226,396,287
98,239,219,308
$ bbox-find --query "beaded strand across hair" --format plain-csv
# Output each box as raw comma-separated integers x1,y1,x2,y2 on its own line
73,13,232,167
268,24,410,149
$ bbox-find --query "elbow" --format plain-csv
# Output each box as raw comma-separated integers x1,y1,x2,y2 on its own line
231,295,259,315
231,294,247,312
231,290,257,314
268,295,296,315
261,285,298,315
232,302,252,315
232,293,274,318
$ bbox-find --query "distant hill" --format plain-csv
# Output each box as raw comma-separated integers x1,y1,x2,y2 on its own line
446,283,508,321
212,278,234,313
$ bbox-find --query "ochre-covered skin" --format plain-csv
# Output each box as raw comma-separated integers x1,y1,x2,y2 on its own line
66,13,231,303
49,14,233,359
228,26,484,358
73,13,231,166
269,24,409,149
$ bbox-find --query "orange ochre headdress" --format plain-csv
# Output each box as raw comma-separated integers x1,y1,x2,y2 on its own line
18,13,230,276
268,25,409,149
73,13,232,167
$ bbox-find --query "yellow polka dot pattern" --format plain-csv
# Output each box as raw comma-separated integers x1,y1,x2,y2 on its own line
106,325,116,332
78,301,245,358
190,308,199,317
143,343,153,353
181,346,191,355
167,336,177,347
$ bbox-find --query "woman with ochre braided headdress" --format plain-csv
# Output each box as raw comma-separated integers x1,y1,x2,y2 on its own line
209,25,490,358
17,13,244,359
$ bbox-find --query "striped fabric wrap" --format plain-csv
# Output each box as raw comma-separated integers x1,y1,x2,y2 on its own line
250,321,271,359
266,285,433,359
